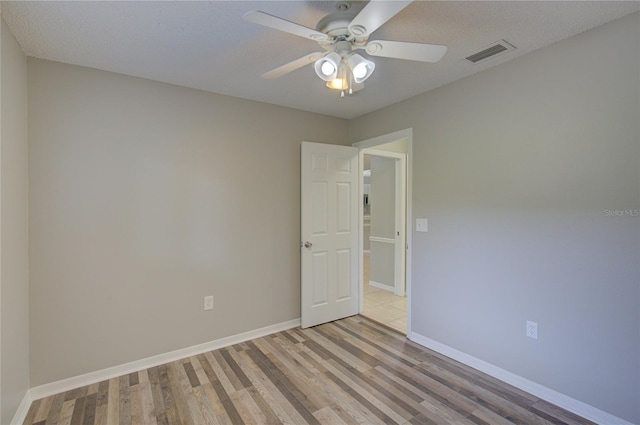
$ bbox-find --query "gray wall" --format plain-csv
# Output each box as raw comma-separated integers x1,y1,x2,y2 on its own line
1,17,30,424
349,12,640,424
28,59,349,386
369,156,396,289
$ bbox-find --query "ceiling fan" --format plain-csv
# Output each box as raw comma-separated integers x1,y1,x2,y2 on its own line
243,0,447,97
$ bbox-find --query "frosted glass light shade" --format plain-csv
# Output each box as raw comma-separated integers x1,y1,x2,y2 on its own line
347,53,375,83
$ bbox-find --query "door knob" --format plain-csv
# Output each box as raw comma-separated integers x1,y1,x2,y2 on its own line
304,241,313,248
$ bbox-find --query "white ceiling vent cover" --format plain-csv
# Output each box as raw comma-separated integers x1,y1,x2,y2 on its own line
466,40,516,64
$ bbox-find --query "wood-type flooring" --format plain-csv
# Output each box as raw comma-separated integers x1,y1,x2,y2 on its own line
23,316,595,425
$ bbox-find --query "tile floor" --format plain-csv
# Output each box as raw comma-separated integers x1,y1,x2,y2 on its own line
361,251,407,333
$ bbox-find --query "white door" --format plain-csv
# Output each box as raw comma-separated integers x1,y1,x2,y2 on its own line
301,142,359,328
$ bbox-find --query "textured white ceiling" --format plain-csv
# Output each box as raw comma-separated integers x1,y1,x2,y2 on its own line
2,1,638,119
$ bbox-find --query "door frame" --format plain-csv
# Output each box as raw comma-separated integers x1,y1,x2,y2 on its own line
354,128,413,335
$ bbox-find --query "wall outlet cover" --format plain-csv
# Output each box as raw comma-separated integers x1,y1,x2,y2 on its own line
204,295,214,311
526,320,538,339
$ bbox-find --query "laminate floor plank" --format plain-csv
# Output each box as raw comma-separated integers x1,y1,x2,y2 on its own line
136,370,158,425
146,366,167,425
245,340,321,425
201,353,245,424
256,337,334,412
311,369,388,425
57,400,76,425
244,385,282,425
328,365,408,424
378,358,490,424
157,365,180,425
199,383,226,424
413,363,547,425
172,361,205,425
34,395,54,423
313,406,351,425
529,399,597,425
182,361,201,389
195,385,221,424
234,349,305,424
305,335,417,422
212,350,244,392
269,334,321,378
43,393,65,425
105,377,120,425
129,380,143,425
203,351,237,397
220,348,253,389
68,396,86,425
23,316,596,425
83,393,98,425
303,332,372,374
189,355,211,389
332,320,424,367
230,388,268,424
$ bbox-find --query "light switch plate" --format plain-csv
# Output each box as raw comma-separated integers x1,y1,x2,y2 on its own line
416,219,428,232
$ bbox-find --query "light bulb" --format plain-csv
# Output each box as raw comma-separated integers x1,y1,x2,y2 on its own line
321,61,335,76
326,79,346,90
352,63,367,80
314,52,340,81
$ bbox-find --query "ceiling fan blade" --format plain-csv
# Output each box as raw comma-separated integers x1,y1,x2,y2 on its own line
365,40,447,63
348,0,413,38
261,52,325,79
243,11,329,42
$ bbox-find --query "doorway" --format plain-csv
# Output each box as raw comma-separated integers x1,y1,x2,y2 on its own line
355,130,411,335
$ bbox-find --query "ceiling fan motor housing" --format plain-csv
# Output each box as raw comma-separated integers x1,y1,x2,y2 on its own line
315,8,368,44
335,40,354,54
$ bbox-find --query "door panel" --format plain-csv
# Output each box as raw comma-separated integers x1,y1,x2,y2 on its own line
336,249,351,300
312,182,328,234
301,142,359,328
311,252,328,306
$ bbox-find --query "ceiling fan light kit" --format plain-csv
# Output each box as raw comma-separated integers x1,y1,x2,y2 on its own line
314,50,374,97
243,0,447,97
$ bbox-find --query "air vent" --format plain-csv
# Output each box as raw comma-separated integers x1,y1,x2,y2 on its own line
465,40,515,64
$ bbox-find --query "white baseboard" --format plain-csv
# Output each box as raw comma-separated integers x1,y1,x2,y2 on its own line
409,331,634,425
368,280,394,292
11,389,33,425
29,318,300,402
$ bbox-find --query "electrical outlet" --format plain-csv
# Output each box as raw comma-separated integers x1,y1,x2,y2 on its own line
526,320,538,339
204,295,214,311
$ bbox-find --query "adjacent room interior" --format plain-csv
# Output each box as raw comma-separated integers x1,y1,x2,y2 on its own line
361,149,408,334
1,2,638,424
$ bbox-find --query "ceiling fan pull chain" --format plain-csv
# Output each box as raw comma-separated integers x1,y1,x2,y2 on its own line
349,69,354,95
